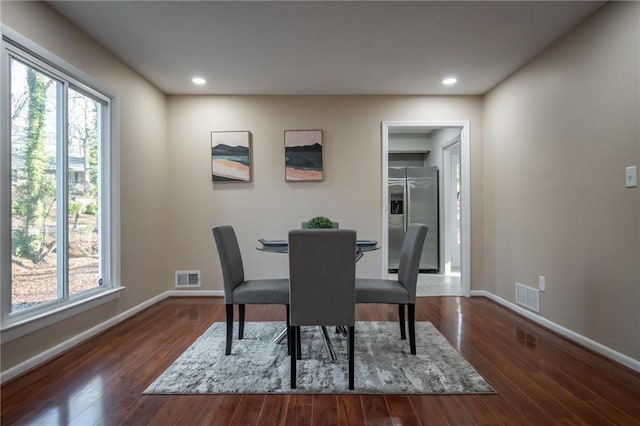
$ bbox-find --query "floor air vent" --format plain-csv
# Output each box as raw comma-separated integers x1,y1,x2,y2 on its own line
175,270,201,288
515,282,540,312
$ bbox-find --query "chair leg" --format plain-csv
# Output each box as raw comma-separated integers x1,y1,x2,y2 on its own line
348,325,355,390
238,304,245,339
398,304,406,340
286,305,291,355
290,325,297,389
225,304,233,355
408,303,416,355
296,326,302,360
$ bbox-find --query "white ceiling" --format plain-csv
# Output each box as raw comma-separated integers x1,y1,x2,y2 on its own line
47,1,605,96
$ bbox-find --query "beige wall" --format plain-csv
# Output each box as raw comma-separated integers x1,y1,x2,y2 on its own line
1,1,486,374
483,2,640,359
4,0,637,377
166,96,484,291
1,2,170,371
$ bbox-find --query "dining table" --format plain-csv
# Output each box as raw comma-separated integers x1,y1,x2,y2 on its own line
257,238,379,362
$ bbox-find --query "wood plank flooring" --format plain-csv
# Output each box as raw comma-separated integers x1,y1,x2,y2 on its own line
2,296,640,425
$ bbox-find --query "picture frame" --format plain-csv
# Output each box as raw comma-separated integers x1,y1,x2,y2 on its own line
211,131,252,183
284,129,323,182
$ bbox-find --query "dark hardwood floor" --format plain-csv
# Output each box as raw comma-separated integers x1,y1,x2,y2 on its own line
2,296,640,425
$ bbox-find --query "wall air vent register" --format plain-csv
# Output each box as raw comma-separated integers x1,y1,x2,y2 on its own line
175,270,201,288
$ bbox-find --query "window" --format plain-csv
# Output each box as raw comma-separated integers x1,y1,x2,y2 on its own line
1,31,119,333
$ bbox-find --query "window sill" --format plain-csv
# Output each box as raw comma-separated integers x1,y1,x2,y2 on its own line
0,287,124,344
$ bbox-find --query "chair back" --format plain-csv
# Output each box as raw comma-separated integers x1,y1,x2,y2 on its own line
398,223,428,303
212,225,245,303
288,229,356,326
301,221,339,229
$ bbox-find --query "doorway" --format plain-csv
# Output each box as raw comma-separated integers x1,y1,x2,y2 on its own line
381,121,470,297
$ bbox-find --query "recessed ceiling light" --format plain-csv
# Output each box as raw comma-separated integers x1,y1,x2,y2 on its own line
442,77,457,86
192,77,206,85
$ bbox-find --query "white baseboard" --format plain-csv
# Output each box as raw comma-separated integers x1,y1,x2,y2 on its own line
166,290,224,297
471,290,640,373
0,290,223,384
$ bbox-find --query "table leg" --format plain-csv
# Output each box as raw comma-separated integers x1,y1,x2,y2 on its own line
276,326,339,363
320,326,337,362
274,327,288,344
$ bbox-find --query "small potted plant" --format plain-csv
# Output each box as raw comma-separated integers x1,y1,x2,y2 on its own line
305,216,334,229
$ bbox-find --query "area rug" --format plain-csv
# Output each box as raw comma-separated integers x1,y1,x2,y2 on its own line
144,321,494,394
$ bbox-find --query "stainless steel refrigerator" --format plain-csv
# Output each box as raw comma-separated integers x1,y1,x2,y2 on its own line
388,166,439,272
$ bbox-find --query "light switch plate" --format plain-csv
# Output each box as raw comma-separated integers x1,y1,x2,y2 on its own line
626,166,637,188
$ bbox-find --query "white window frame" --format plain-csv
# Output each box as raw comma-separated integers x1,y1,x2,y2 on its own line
0,26,121,343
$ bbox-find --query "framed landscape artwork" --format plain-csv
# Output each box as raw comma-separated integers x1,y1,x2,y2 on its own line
211,131,252,183
284,130,323,181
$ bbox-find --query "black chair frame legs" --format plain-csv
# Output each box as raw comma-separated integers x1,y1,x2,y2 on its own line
286,305,291,355
226,303,246,355
290,325,355,390
396,303,416,355
408,303,416,355
289,325,297,389
238,304,245,339
284,318,299,360
398,304,406,340
225,304,233,355
348,325,355,390
228,304,291,356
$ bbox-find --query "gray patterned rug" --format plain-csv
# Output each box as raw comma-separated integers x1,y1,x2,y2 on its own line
144,321,494,394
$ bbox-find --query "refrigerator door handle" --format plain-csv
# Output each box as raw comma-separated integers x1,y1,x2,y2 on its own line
404,181,409,231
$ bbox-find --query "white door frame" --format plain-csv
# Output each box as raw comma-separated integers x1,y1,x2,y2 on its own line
381,121,471,297
443,140,461,275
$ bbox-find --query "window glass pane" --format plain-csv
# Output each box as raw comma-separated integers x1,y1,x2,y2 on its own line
10,58,61,312
68,88,101,296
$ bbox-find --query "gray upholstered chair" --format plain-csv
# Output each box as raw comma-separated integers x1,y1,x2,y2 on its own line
212,225,290,355
355,223,428,355
288,229,357,390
